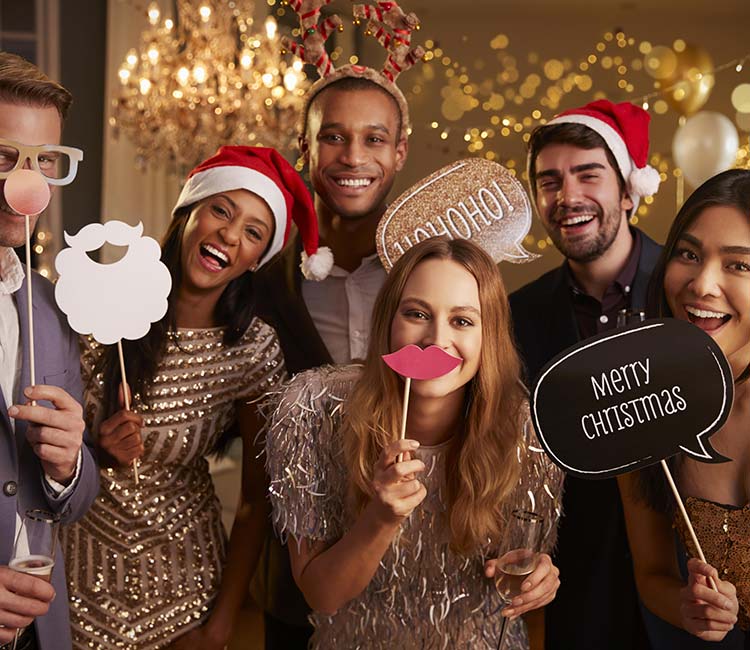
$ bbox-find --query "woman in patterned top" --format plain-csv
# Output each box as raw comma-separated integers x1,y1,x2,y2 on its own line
63,147,323,649
266,237,563,649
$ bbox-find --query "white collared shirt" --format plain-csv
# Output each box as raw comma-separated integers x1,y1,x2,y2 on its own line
0,247,79,542
0,247,23,417
301,253,386,364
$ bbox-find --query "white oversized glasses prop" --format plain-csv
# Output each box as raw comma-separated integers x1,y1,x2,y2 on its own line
54,221,172,484
0,138,84,186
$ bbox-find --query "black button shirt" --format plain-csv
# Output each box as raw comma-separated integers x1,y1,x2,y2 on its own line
567,228,642,339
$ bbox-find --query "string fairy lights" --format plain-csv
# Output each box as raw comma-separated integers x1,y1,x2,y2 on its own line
404,30,749,252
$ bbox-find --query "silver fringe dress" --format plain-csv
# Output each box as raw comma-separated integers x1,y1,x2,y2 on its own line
266,365,563,650
63,320,285,649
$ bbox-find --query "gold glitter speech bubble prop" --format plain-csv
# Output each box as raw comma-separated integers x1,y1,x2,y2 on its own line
376,158,537,271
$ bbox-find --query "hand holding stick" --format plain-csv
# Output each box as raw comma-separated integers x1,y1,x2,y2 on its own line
117,340,140,485
680,558,738,640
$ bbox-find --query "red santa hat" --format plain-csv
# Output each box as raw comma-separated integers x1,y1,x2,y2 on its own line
545,99,661,206
172,146,333,280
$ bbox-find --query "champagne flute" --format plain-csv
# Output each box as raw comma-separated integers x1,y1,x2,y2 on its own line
8,510,59,650
495,510,544,650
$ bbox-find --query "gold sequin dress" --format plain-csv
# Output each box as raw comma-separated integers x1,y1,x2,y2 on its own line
265,365,563,650
676,497,750,631
63,320,285,649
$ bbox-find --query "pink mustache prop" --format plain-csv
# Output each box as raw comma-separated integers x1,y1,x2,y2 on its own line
382,344,462,380
382,345,464,457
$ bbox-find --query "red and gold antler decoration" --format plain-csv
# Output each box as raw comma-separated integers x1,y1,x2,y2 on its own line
283,0,423,82
281,0,343,77
284,0,423,139
353,1,424,81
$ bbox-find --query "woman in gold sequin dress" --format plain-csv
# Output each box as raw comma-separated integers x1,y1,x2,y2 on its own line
266,238,563,649
620,170,750,648
63,147,329,649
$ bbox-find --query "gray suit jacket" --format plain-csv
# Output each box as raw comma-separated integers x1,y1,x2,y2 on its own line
1,271,99,650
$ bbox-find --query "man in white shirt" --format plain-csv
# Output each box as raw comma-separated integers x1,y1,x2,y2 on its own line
255,72,409,647
0,52,98,650
259,74,408,367
297,74,408,364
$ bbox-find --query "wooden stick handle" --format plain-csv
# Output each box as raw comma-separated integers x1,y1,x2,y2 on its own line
25,215,36,405
117,340,139,485
396,377,411,463
399,377,411,440
659,460,717,591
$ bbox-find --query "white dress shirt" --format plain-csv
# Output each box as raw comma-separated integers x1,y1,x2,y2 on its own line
0,247,23,416
301,252,386,364
0,247,79,543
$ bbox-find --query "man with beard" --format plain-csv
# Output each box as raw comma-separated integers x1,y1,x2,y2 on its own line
0,52,98,650
253,69,408,649
510,100,661,650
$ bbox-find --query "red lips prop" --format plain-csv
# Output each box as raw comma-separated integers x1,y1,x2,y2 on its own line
383,345,464,455
382,344,462,380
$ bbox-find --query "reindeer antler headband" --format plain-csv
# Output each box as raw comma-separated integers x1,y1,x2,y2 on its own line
282,0,424,139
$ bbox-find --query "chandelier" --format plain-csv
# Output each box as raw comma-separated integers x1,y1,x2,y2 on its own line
111,0,308,172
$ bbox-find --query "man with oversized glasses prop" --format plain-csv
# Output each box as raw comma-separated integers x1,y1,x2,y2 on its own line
0,52,97,650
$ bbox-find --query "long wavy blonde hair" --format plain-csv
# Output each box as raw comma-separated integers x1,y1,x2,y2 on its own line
341,237,525,554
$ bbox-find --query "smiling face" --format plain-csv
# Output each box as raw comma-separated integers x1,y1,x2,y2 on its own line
180,189,275,298
303,86,407,221
534,143,632,263
389,258,482,400
664,205,750,373
0,101,61,247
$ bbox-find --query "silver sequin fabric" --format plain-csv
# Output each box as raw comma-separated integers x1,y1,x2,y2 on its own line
63,320,285,649
266,365,563,650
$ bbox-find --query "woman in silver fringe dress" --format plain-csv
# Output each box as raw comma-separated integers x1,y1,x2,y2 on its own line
62,147,326,649
266,238,564,649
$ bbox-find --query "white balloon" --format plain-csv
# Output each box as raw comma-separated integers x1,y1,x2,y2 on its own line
672,111,739,188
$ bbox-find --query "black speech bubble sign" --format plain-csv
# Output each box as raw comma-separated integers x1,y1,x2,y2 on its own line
531,318,733,480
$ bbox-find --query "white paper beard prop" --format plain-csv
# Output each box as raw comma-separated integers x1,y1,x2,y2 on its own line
55,221,172,345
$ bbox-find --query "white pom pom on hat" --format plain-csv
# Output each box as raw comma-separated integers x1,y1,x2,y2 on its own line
544,99,661,210
301,246,334,281
173,146,332,280
628,164,661,198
